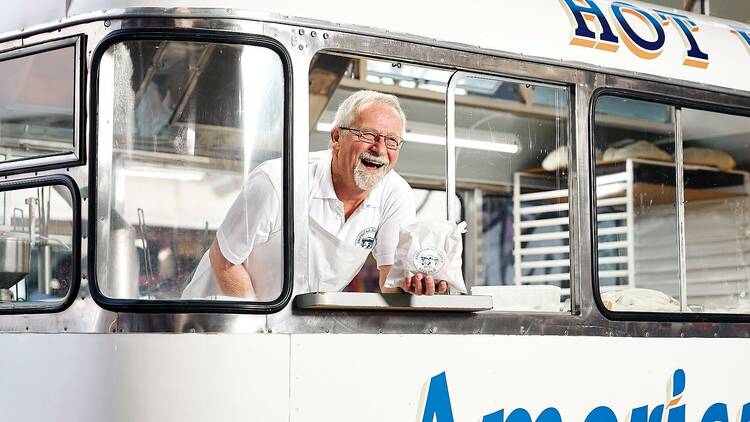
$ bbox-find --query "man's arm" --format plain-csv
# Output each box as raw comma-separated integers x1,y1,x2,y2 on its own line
209,238,256,299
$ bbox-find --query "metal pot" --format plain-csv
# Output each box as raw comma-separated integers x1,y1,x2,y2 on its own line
0,235,30,289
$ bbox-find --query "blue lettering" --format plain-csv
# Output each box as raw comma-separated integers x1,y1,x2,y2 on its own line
654,10,709,67
631,405,649,422
538,408,564,422
667,369,686,422
610,1,666,59
559,0,619,50
586,406,619,422
729,25,750,54
421,372,455,422
740,403,750,422
507,408,534,422
483,409,504,422
482,407,562,422
702,403,729,422
649,405,665,422
629,404,666,422
417,369,747,422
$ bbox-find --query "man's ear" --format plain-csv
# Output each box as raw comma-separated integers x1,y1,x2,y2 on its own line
330,128,341,152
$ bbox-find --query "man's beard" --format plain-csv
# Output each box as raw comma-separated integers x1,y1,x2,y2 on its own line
353,151,389,191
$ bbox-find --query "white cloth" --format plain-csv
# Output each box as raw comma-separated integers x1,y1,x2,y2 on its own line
182,150,415,300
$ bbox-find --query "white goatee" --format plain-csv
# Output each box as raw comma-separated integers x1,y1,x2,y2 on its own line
353,151,389,191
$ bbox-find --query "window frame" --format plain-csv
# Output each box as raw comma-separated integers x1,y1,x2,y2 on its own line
0,174,81,315
88,30,294,314
0,35,86,175
590,87,750,323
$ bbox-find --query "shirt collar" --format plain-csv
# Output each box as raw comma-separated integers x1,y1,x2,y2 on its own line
312,150,338,200
311,149,384,209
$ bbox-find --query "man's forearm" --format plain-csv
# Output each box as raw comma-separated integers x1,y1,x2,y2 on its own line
378,265,399,293
209,239,256,298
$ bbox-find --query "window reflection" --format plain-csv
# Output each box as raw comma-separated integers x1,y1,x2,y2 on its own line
97,40,285,301
594,96,750,315
0,46,76,161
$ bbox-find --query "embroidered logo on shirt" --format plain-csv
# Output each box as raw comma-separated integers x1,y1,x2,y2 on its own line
355,227,377,249
413,248,446,275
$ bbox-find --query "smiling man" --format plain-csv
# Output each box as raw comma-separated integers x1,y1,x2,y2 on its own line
182,90,447,300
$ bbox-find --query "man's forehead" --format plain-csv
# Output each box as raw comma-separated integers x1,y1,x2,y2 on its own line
353,104,403,131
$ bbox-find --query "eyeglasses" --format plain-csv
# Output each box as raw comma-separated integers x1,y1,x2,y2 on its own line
339,127,404,150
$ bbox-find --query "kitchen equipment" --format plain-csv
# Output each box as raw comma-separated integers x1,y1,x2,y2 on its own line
0,235,30,289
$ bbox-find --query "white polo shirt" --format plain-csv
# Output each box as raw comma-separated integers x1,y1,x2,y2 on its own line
182,150,415,299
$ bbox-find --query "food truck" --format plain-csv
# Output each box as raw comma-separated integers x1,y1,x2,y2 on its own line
0,1,749,421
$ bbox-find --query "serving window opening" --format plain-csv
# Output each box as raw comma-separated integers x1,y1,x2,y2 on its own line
306,52,571,313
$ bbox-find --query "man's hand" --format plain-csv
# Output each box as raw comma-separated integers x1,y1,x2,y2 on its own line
402,273,448,295
378,265,447,295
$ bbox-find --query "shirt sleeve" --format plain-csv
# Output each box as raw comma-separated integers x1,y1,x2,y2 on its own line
216,169,281,265
373,177,415,267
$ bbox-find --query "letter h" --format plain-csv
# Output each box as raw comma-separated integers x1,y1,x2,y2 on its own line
560,0,620,51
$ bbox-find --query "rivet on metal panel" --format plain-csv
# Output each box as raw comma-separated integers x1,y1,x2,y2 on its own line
298,29,305,35
323,33,329,39
311,31,317,37
104,20,111,28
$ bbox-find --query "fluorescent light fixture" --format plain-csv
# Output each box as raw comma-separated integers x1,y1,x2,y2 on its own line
121,167,205,181
316,122,519,154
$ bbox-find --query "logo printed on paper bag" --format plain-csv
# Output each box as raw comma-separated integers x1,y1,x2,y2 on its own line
414,248,445,275
355,227,377,249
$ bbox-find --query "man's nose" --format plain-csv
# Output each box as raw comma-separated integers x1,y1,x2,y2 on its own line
369,137,388,156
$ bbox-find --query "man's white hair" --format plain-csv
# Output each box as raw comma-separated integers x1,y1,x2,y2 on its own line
331,90,406,135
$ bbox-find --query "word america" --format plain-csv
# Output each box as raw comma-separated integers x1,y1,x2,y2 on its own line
419,369,749,422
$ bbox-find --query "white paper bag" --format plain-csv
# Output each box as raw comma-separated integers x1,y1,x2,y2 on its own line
385,220,467,293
